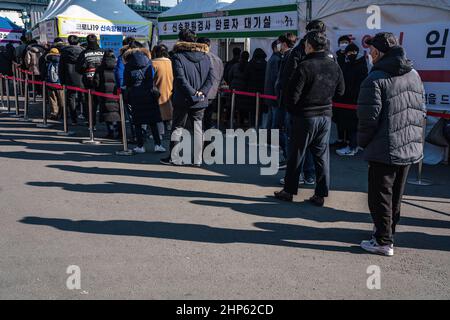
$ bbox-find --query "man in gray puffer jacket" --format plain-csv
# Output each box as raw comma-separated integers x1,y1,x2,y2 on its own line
357,32,426,257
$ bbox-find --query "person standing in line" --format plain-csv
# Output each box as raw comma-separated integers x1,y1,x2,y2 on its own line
59,35,84,124
76,34,104,127
160,29,213,167
274,31,345,207
263,40,282,130
334,43,369,157
93,50,121,139
358,33,426,257
196,37,224,132
123,47,165,154
44,48,64,120
223,47,241,85
151,44,174,134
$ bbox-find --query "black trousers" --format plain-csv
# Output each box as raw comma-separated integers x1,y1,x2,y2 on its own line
135,122,161,148
67,90,82,122
368,162,411,246
284,116,331,197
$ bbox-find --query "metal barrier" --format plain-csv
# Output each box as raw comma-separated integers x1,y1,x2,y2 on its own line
57,85,75,137
116,92,133,156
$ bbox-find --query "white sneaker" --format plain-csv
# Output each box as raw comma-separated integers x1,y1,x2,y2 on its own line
133,146,146,154
154,145,166,153
337,146,358,156
361,239,394,256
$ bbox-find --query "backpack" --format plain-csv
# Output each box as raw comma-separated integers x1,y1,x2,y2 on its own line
47,61,60,84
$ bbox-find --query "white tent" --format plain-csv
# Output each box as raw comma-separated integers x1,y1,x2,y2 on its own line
37,0,152,42
159,0,234,18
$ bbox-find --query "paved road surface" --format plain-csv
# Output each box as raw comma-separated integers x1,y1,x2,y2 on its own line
0,106,449,299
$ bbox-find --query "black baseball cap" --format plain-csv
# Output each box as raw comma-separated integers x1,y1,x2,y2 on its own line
365,32,398,53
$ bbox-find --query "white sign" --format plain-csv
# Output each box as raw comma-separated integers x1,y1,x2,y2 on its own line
158,6,298,40
0,30,21,44
336,23,450,111
58,16,151,40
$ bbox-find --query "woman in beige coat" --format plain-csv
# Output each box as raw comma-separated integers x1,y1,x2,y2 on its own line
151,45,174,130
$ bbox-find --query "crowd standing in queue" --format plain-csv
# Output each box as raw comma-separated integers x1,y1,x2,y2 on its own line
1,22,432,257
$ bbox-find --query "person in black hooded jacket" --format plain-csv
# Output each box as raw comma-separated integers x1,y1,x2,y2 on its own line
60,35,84,124
76,34,104,126
94,50,120,139
243,48,267,126
160,29,213,167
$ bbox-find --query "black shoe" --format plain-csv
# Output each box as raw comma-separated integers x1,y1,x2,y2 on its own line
160,157,172,166
274,190,293,202
309,195,325,207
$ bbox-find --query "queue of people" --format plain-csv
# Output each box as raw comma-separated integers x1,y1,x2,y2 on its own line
1,24,427,257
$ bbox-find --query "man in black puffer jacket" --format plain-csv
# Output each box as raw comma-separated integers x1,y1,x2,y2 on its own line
60,35,84,124
160,29,213,167
76,34,104,126
275,31,345,207
358,33,426,257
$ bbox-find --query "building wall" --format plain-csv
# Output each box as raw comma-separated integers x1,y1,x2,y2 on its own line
0,0,49,27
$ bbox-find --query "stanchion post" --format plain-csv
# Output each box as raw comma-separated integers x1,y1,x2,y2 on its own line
5,76,11,113
81,89,100,145
12,67,20,118
216,91,221,130
0,75,4,109
32,73,36,103
116,92,133,156
21,72,31,122
255,92,260,131
229,90,236,130
57,86,75,136
36,81,50,128
408,116,432,186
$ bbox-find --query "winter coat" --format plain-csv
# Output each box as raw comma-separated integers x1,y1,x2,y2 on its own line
76,44,104,89
123,48,161,124
333,56,369,131
264,52,282,108
206,51,224,101
59,45,84,88
171,41,213,109
44,53,62,87
357,46,427,166
14,43,27,66
285,51,345,118
114,45,129,88
152,57,174,121
93,55,120,123
245,50,267,94
25,44,46,76
228,62,247,91
0,45,14,76
223,57,239,85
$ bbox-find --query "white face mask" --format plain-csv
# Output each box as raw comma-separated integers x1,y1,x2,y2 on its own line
276,43,282,52
339,42,349,51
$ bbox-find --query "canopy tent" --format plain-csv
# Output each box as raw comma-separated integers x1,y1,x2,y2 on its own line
0,17,24,45
35,0,152,43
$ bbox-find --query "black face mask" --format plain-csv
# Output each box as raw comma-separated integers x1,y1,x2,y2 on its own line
346,54,358,63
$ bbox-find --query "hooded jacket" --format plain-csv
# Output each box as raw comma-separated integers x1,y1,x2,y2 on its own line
123,48,161,124
76,42,104,88
25,44,46,76
114,45,130,88
59,45,84,87
357,46,426,165
94,53,120,123
171,41,213,109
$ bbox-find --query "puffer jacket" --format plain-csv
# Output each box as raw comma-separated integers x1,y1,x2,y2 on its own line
171,41,213,109
357,46,427,166
123,48,161,124
94,54,120,123
59,45,84,87
206,51,224,100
